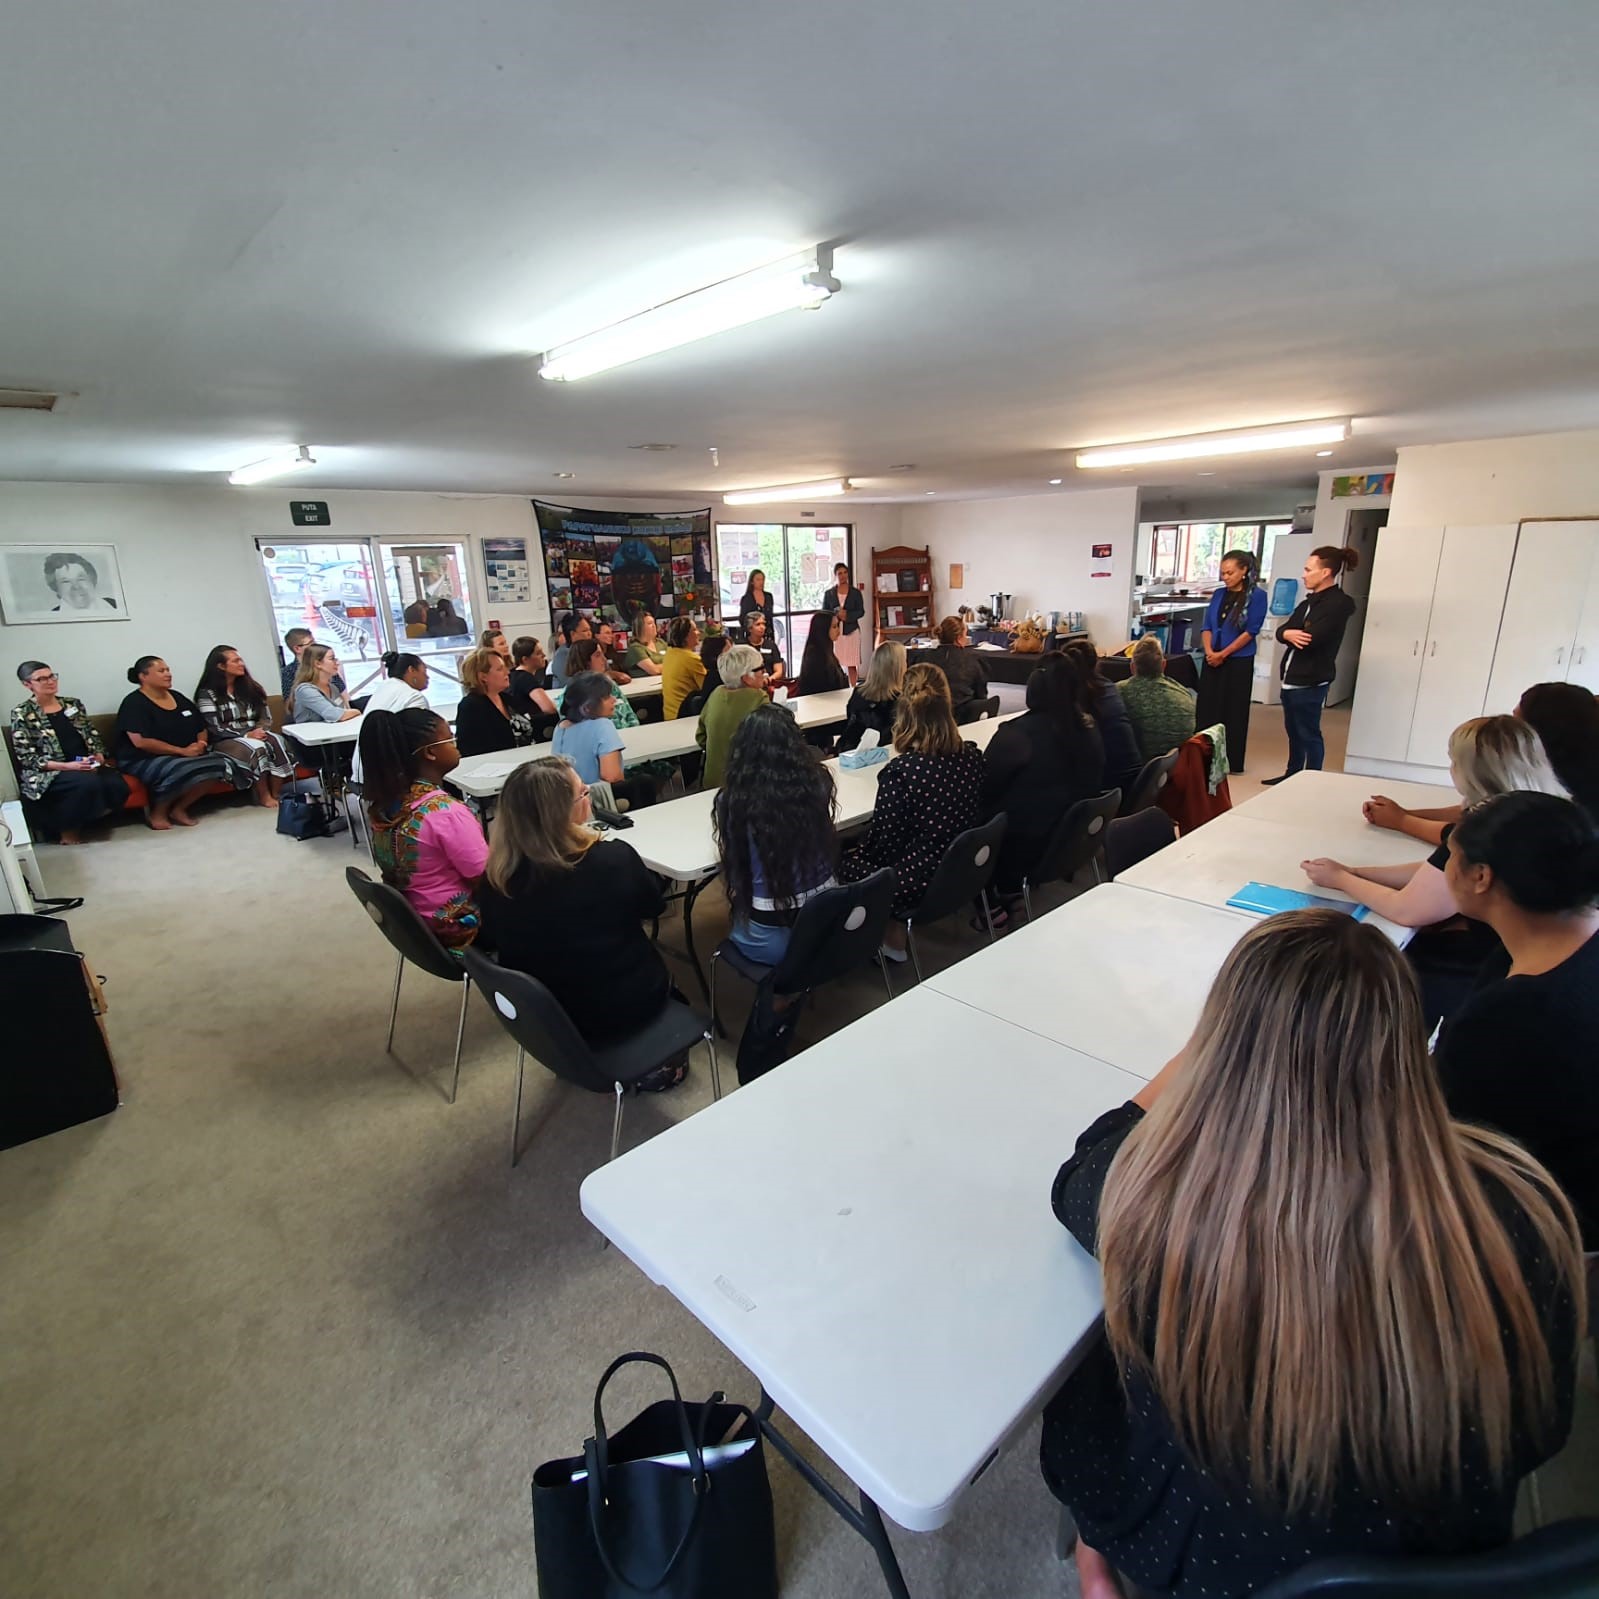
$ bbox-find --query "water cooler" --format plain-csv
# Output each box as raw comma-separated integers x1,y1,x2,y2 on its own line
1252,529,1312,705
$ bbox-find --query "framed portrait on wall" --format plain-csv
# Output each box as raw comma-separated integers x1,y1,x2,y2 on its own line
0,543,129,623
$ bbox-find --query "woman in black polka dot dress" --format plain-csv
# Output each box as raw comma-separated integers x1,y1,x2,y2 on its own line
839,663,984,959
1042,910,1582,1599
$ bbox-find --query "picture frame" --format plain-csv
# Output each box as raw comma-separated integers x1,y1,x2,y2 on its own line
0,543,129,623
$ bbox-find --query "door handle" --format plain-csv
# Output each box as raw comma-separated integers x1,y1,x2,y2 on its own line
1578,646,1587,666
1556,645,1567,664
1412,640,1419,656
1429,640,1437,658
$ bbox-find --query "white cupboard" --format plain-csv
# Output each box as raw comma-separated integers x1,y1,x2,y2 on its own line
1348,518,1599,780
1345,525,1515,767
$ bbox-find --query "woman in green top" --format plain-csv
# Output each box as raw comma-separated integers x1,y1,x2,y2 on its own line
696,644,769,787
623,610,666,675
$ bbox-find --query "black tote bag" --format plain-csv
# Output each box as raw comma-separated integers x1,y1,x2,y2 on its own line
531,1352,778,1599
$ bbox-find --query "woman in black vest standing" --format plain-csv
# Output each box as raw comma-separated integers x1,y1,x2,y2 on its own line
1262,544,1359,786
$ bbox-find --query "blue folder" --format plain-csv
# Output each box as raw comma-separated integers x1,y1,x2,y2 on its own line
1226,882,1371,920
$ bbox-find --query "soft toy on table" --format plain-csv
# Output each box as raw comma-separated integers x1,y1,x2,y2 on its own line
1010,615,1048,653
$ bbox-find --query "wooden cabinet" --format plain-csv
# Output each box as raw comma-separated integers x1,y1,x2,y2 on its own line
871,545,935,640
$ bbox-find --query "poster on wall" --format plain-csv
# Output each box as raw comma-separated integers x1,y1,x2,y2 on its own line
532,502,713,626
0,543,129,623
1331,472,1394,498
481,536,533,605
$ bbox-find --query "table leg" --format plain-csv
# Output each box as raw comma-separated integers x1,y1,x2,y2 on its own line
754,1390,914,1599
681,874,714,1001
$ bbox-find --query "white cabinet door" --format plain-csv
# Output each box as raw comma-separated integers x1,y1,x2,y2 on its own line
1405,525,1517,767
1559,521,1599,693
1483,521,1597,713
1346,526,1444,763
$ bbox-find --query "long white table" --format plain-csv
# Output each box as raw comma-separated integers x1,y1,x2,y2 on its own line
927,882,1252,1079
447,687,857,800
581,986,1147,1576
281,715,362,746
1232,768,1457,829
617,676,662,700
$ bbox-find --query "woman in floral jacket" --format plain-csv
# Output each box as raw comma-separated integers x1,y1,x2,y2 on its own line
10,660,130,842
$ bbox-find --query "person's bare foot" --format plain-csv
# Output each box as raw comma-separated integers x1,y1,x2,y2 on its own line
1075,1539,1126,1599
56,829,84,845
148,813,173,831
257,792,278,808
169,809,198,827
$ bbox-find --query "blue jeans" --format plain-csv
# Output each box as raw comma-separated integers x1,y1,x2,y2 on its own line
1280,683,1330,774
729,920,792,965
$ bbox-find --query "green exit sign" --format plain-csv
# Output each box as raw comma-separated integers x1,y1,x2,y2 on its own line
290,501,331,526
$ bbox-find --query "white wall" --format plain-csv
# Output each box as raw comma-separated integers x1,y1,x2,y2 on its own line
1309,463,1394,545
893,487,1140,646
1385,428,1599,524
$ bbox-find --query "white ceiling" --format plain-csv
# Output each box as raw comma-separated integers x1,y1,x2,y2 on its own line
4,1,1599,505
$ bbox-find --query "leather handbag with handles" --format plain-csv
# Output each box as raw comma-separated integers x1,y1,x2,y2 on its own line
531,1351,777,1598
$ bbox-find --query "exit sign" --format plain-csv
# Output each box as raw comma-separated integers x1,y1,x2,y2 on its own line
290,501,331,526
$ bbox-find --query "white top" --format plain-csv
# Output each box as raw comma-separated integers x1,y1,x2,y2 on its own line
361,678,431,717
928,882,1253,1080
580,987,1145,1532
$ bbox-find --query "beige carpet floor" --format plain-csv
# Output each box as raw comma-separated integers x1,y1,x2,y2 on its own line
3,700,1591,1598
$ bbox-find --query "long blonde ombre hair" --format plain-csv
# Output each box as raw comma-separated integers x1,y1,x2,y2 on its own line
1448,714,1569,806
892,662,962,756
483,757,596,892
1098,909,1582,1516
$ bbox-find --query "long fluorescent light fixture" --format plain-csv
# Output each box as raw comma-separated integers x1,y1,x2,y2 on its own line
228,445,316,485
1075,419,1348,470
539,248,840,382
723,478,850,506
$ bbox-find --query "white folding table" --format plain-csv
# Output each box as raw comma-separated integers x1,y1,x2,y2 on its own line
1233,768,1457,829
927,881,1254,1079
282,717,366,848
581,986,1148,1595
617,676,662,701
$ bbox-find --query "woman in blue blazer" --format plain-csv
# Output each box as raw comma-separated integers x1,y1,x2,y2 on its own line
1194,550,1266,772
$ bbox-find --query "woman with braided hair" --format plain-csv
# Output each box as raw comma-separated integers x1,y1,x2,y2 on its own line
358,707,487,948
1195,548,1266,772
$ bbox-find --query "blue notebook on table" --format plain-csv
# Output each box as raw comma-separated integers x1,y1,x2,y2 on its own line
1226,882,1371,920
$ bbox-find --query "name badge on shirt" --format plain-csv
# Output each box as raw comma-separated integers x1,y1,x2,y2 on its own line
181,709,194,717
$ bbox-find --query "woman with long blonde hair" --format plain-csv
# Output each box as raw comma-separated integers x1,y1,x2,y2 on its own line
839,663,984,958
477,758,683,1080
837,640,907,752
1044,909,1583,1599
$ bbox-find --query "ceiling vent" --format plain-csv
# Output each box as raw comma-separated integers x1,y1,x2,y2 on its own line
0,388,63,412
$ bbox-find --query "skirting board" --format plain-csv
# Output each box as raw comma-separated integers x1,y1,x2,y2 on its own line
1344,755,1451,785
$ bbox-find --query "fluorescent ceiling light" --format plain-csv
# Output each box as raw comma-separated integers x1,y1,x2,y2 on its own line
1075,420,1348,470
229,445,315,485
723,478,849,506
539,248,839,382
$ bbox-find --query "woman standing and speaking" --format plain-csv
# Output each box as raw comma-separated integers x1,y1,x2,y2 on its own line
1194,549,1265,773
1262,544,1359,786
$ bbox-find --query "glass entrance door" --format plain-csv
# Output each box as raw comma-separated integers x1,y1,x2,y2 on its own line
375,542,477,713
715,522,852,662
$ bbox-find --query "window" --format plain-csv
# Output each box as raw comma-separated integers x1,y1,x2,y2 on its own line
256,538,478,714
715,523,852,662
1149,522,1290,586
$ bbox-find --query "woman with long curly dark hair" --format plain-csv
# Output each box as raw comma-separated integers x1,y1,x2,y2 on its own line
194,642,298,805
714,703,839,1080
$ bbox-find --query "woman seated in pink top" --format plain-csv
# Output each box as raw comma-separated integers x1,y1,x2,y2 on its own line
358,707,488,948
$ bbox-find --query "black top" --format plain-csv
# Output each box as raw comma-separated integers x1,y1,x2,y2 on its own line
477,842,670,1044
793,651,848,697
1277,586,1357,687
454,692,534,757
114,690,208,764
981,710,1105,891
837,689,898,752
1090,681,1143,793
1042,1103,1577,1598
925,644,988,712
1435,928,1599,1245
751,639,784,678
48,709,90,762
737,590,776,631
821,583,866,635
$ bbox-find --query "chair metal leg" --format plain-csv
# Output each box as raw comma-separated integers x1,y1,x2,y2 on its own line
981,890,996,942
448,978,470,1104
879,953,894,1001
1055,1503,1078,1560
1091,853,1105,885
510,1045,527,1168
1526,1468,1546,1530
1022,881,1034,923
709,951,721,1039
906,922,924,985
385,952,404,1052
705,1028,723,1101
609,1081,626,1163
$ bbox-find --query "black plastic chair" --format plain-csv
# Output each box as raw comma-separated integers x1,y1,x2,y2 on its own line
710,868,898,1031
1253,1517,1599,1598
1119,748,1181,816
955,696,1000,726
1105,807,1177,879
1019,788,1122,921
900,814,1008,984
458,946,718,1168
345,867,473,1103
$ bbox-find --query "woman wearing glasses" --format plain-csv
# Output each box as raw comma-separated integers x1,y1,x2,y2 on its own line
358,707,487,948
10,660,130,843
